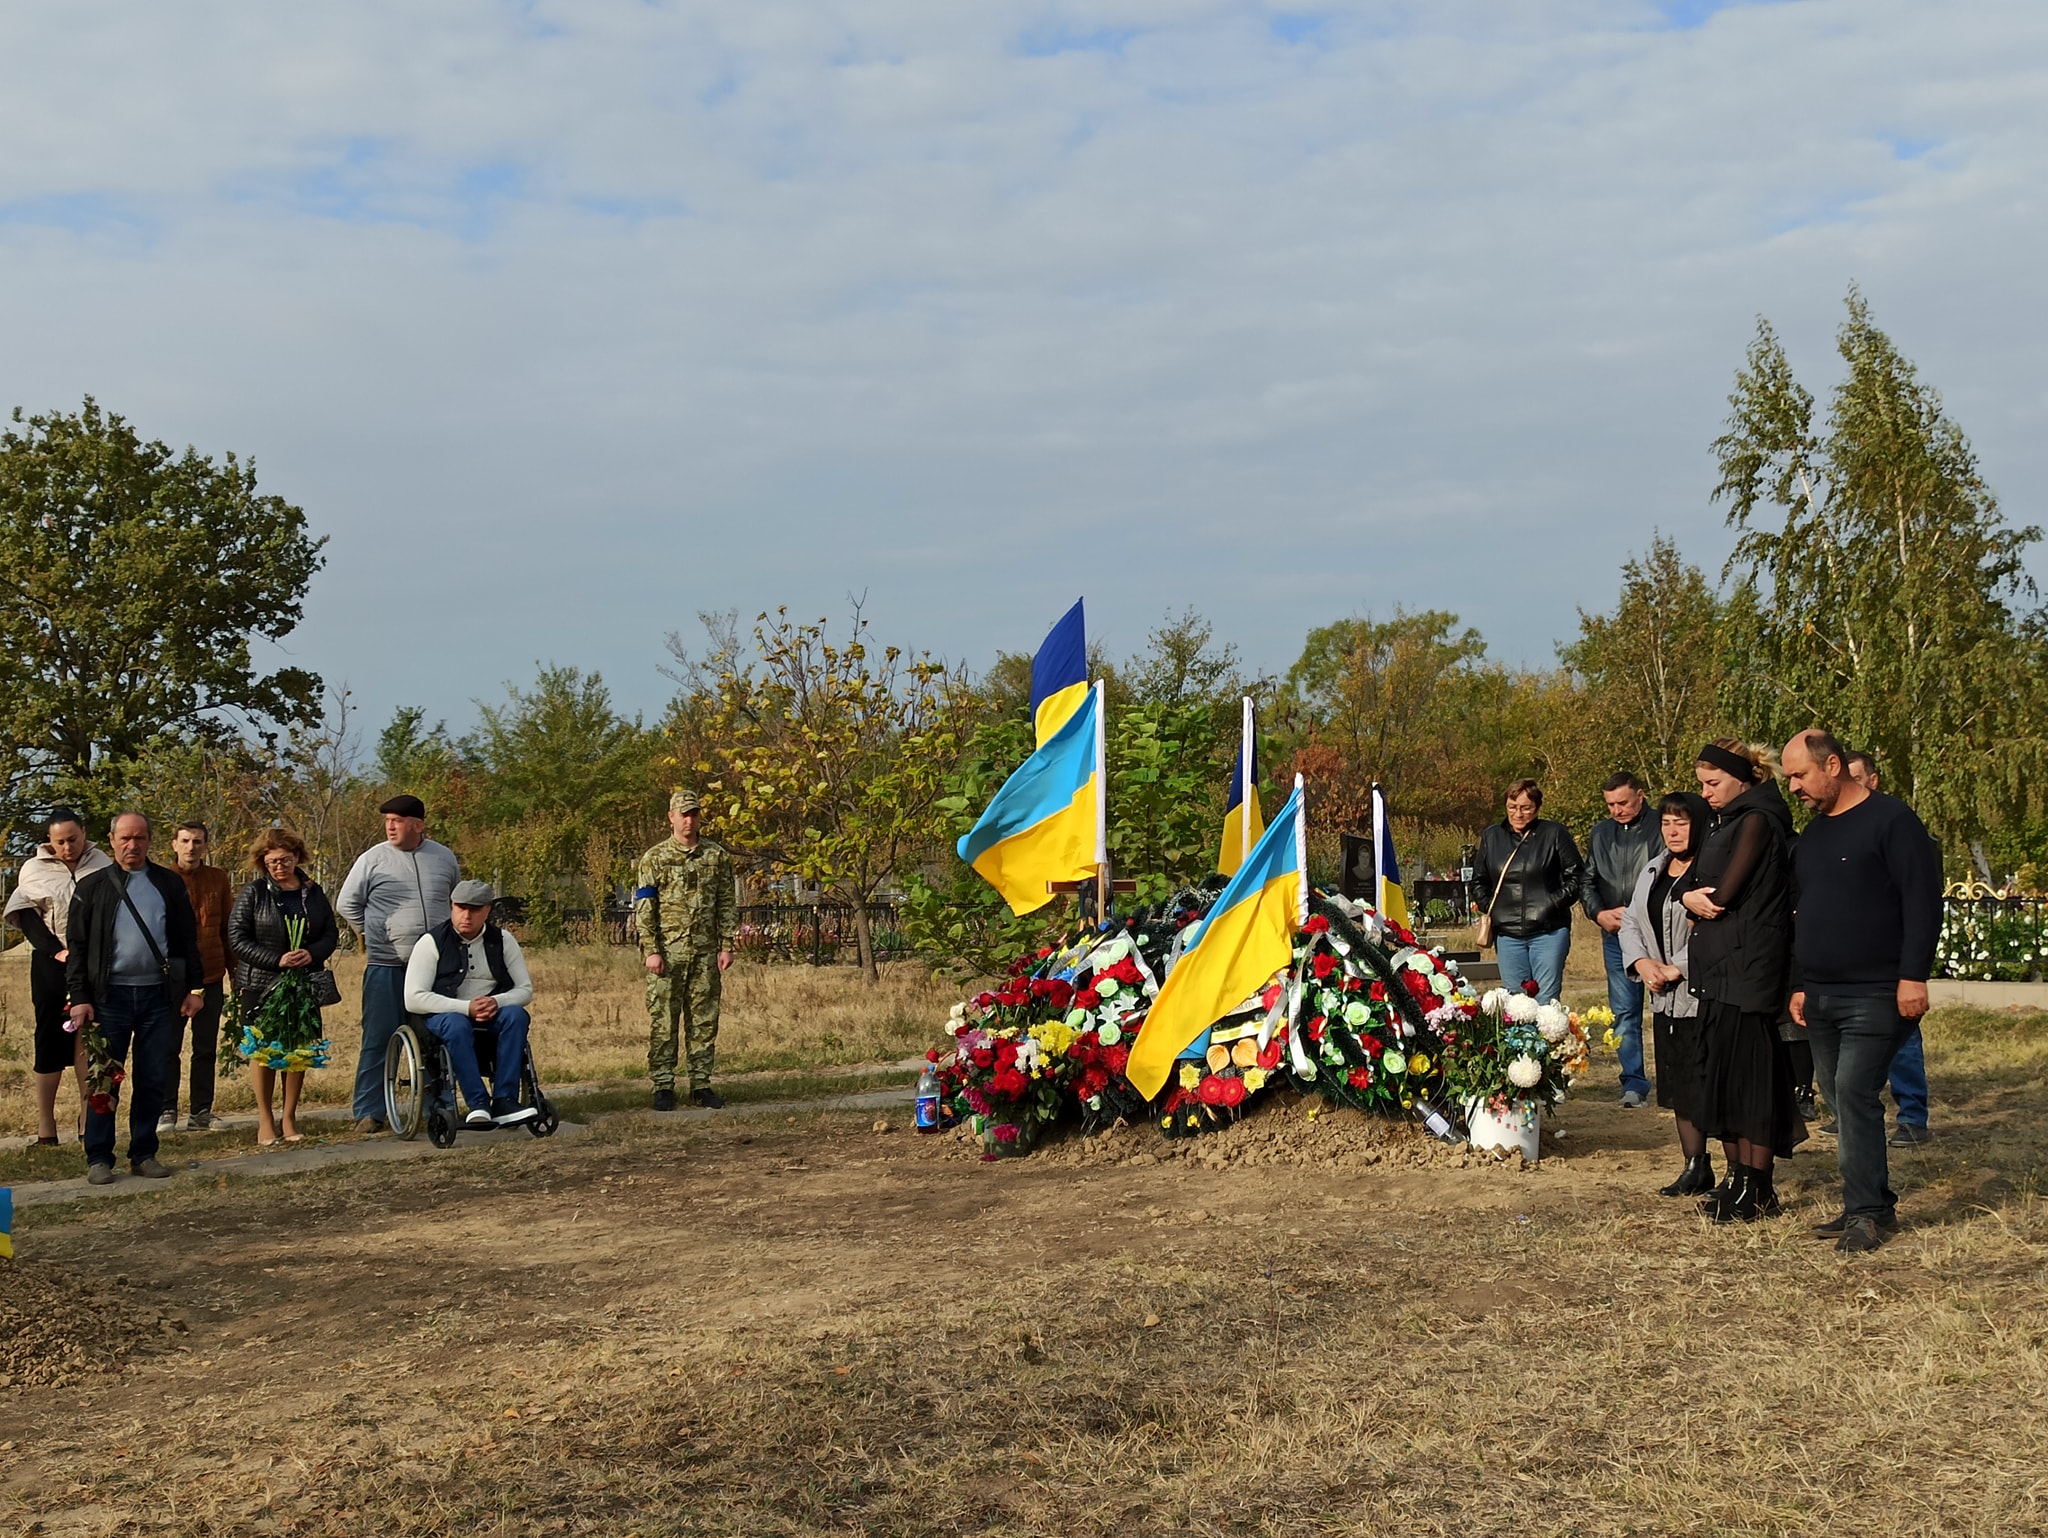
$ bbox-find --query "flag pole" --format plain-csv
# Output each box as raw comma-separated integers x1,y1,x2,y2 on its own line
1094,678,1108,919
1372,782,1386,916
1294,772,1308,926
1241,696,1255,867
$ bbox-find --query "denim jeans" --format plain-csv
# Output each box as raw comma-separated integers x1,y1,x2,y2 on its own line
352,965,409,1120
1888,1025,1929,1129
83,983,181,1169
1600,929,1650,1097
1804,992,1916,1221
423,1005,531,1113
1496,926,1571,1004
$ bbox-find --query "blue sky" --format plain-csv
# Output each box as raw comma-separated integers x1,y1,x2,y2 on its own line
3,0,2045,733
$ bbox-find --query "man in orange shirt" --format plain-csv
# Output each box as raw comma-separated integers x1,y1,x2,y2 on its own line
166,822,234,1132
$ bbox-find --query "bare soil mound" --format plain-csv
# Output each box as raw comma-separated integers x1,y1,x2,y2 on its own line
0,1261,191,1389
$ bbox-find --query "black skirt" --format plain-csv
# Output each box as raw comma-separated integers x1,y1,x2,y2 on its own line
1651,1011,1706,1122
1695,998,1807,1155
30,949,80,1075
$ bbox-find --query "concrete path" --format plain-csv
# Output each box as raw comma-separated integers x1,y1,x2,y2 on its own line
6,1083,914,1210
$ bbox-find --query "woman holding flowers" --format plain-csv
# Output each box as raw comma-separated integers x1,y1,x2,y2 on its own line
1621,792,1714,1197
1684,741,1804,1222
228,829,338,1145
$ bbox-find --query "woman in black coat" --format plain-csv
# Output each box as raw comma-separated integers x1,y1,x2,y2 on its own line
1471,779,1583,1003
228,828,339,1144
1683,740,1805,1221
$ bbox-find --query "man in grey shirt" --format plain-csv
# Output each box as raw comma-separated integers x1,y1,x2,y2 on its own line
336,794,461,1130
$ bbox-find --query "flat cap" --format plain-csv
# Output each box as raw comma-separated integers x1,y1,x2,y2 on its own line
451,878,497,907
378,794,427,820
669,790,703,814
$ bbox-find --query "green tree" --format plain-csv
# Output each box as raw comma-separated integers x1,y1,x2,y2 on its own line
1560,535,1729,794
671,607,963,982
0,399,326,828
1713,291,2044,845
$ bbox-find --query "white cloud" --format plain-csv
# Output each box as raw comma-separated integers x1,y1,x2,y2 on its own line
2,0,2044,727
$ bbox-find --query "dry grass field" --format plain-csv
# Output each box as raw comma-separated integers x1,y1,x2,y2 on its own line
3,993,2045,1536
0,945,957,1141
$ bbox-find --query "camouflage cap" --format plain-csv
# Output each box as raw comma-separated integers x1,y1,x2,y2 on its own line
669,790,703,815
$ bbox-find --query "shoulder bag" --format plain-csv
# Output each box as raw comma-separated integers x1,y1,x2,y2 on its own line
116,870,189,1000
1474,840,1522,951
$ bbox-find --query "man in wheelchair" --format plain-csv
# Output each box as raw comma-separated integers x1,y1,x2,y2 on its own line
403,879,539,1128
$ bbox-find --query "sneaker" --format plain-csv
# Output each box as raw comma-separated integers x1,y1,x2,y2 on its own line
692,1087,726,1110
1837,1216,1888,1253
1812,1210,1899,1239
492,1104,539,1126
463,1107,496,1129
1619,1090,1648,1109
130,1157,173,1179
1889,1123,1931,1147
187,1110,215,1132
157,1110,178,1133
652,1088,677,1112
87,1163,116,1185
353,1116,386,1134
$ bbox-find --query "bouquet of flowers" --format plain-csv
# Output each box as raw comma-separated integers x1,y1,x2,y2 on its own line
1438,983,1613,1119
80,1020,125,1116
221,915,332,1073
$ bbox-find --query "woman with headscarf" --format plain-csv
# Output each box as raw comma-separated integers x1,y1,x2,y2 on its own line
1621,792,1714,1196
4,808,115,1145
1684,740,1805,1221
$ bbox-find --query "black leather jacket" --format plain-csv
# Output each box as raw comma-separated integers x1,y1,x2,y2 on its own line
1581,808,1657,917
228,877,339,1013
1472,818,1583,939
65,863,204,1008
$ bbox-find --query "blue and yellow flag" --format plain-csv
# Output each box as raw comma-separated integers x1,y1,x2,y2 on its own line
1372,784,1409,930
1128,779,1305,1099
959,684,1101,916
0,1186,13,1260
1217,700,1264,878
1030,599,1088,747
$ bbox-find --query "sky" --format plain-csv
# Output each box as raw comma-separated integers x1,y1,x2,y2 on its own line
4,0,2045,737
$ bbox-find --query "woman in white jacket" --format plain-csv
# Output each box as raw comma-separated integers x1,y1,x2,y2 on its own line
1620,792,1713,1197
3,809,115,1145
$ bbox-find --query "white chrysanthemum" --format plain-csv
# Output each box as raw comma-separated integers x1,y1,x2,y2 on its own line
1481,988,1510,1014
1504,994,1540,1023
1536,1002,1571,1042
1507,1056,1545,1089
1381,1052,1408,1076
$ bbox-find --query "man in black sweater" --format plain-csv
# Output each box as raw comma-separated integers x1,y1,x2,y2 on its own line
1784,730,1942,1253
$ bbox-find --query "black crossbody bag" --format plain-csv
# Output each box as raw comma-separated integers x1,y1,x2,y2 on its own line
116,870,189,1002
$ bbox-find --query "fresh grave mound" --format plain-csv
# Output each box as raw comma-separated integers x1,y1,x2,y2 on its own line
0,1261,191,1389
929,886,1609,1159
1034,1095,1512,1172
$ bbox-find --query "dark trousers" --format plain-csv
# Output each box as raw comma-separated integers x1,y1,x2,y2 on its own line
83,983,181,1169
1805,992,1916,1221
163,980,224,1119
353,964,409,1120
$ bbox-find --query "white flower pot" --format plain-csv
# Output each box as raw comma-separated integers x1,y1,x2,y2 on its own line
1466,1097,1543,1162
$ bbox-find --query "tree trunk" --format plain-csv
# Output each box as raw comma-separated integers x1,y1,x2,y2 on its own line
851,898,879,986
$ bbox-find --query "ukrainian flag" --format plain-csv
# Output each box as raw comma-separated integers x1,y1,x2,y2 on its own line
0,1186,12,1260
1031,599,1089,746
958,684,1102,916
1372,784,1410,930
1217,702,1264,877
1128,779,1306,1100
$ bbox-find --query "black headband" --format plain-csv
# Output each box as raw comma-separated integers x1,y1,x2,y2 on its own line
1697,743,1757,783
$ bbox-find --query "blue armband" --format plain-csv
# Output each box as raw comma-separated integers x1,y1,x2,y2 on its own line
634,886,658,901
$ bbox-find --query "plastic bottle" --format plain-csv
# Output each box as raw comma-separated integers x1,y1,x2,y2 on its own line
1412,1094,1460,1143
914,1062,942,1132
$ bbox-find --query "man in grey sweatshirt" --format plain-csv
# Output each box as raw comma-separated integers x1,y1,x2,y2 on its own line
336,794,461,1129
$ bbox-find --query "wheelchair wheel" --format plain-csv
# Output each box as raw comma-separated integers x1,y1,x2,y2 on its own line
426,1107,459,1149
386,1022,429,1141
527,1091,559,1138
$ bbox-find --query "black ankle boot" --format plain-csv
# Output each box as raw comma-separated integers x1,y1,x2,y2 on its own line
1706,1167,1756,1223
1660,1154,1714,1197
1749,1166,1781,1217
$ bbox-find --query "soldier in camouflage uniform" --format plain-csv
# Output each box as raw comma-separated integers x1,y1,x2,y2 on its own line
635,790,738,1111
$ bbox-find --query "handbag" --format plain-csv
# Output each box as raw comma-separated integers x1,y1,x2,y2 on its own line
307,967,343,1008
1474,840,1522,951
116,870,190,999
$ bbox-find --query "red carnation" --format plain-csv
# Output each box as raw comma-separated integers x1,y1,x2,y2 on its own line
1075,987,1102,1009
1104,1045,1130,1075
1347,1066,1372,1090
993,1067,1029,1097
1303,914,1331,934
1312,953,1336,980
970,1047,995,1069
1361,1036,1383,1057
1369,980,1387,1002
1403,971,1434,1003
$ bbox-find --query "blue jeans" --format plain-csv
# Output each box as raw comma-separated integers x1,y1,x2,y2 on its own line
83,983,180,1169
1888,1025,1928,1129
1497,926,1571,1004
422,1005,531,1113
1600,929,1650,1097
1804,992,1915,1221
352,965,409,1120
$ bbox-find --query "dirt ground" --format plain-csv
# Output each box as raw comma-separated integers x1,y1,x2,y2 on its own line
4,1006,2046,1537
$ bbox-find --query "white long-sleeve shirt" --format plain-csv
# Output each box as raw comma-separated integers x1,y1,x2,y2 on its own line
404,927,534,1017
